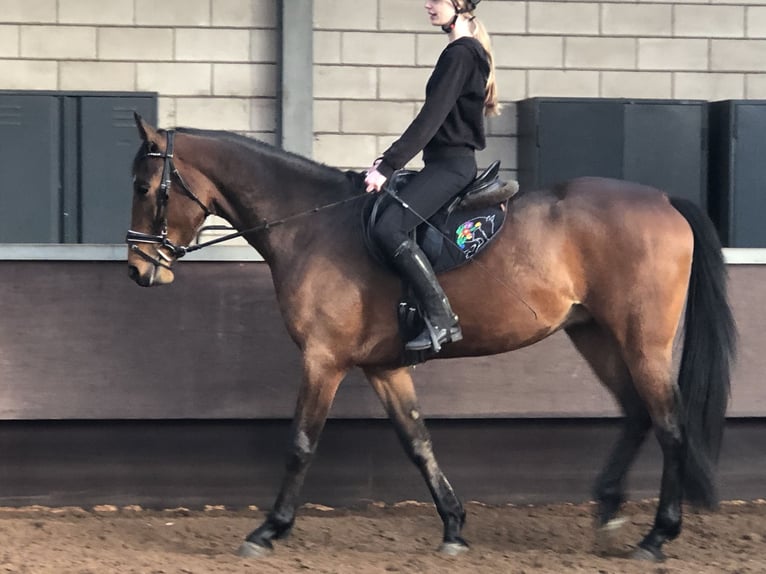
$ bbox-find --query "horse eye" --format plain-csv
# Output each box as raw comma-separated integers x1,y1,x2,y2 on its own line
136,184,150,195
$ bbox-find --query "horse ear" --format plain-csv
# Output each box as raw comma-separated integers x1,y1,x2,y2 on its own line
134,111,161,145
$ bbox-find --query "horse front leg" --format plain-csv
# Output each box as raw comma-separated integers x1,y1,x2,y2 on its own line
239,351,346,558
363,366,468,555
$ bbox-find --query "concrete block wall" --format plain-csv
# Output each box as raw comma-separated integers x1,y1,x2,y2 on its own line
0,0,278,142
4,0,766,179
313,0,766,177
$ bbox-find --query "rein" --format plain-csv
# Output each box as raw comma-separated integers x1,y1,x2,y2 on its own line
126,130,365,268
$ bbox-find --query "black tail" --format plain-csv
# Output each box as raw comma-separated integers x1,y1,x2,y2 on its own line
670,197,737,508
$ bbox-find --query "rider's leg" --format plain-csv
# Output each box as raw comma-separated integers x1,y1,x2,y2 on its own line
372,156,475,352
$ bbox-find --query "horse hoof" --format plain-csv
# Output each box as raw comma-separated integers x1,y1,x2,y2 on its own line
237,541,273,558
438,541,469,556
631,546,665,562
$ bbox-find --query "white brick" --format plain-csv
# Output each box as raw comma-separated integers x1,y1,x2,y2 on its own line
477,136,516,172
175,97,250,130
492,36,564,69
1,0,56,23
565,38,636,70
314,0,377,31
314,66,377,99
59,61,136,91
98,28,174,61
601,71,672,98
213,64,276,97
21,25,96,59
313,134,377,168
58,0,134,25
638,39,708,71
379,0,432,32
251,29,277,62
137,63,212,96
602,4,672,37
315,31,342,64
674,6,745,38
0,60,57,89
342,32,415,65
212,0,276,28
486,105,518,137
746,73,766,97
748,7,766,38
528,70,599,97
528,2,599,35
314,100,341,132
416,34,448,66
0,26,19,57
135,0,211,26
158,97,177,127
341,100,415,134
711,40,766,72
476,2,526,34
379,67,430,100
250,98,276,132
176,29,250,62
674,72,745,99
495,69,527,102
716,0,766,6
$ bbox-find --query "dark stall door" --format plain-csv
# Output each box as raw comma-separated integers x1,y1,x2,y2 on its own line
0,94,61,243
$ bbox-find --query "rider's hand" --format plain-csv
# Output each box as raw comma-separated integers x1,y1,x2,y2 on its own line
365,167,387,193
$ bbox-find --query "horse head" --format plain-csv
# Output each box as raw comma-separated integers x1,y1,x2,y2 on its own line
127,113,215,287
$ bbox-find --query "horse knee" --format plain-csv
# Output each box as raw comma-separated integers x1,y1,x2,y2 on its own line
285,430,315,472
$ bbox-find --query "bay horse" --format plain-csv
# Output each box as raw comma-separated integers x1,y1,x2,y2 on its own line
126,115,736,562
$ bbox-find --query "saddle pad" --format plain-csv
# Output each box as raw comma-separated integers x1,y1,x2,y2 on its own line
420,203,507,273
362,192,508,274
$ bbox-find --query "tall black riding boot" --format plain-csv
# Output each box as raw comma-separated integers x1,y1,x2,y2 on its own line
391,239,462,353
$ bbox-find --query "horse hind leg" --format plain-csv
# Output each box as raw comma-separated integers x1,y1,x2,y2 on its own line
565,322,652,542
622,345,684,562
363,365,467,555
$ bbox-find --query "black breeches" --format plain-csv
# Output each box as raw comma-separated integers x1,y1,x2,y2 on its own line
372,156,477,254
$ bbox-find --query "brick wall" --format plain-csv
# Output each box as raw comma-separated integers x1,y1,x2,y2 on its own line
3,0,766,178
313,0,766,177
0,0,278,142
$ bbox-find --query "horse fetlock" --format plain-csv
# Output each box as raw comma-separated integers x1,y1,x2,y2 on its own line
594,494,624,527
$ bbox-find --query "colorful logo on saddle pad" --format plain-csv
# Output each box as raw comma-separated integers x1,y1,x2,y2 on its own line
456,215,496,258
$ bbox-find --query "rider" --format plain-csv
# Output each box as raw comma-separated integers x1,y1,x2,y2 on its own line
365,0,500,353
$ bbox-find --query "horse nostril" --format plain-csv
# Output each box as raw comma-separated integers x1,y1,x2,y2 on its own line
128,265,140,282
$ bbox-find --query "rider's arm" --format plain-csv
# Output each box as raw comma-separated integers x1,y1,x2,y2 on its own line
376,43,474,179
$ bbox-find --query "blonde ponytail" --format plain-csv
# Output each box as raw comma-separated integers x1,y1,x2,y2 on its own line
470,17,501,117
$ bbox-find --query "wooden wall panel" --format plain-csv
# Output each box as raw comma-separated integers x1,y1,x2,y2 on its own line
0,261,762,419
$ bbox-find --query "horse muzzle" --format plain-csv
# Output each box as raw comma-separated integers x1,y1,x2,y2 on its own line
127,245,176,287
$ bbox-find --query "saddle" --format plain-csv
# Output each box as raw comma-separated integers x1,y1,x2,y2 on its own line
362,160,519,366
362,160,518,274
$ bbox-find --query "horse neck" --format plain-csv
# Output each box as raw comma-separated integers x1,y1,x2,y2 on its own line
179,132,356,267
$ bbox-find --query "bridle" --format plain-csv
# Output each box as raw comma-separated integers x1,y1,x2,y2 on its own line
126,130,366,270
126,130,212,270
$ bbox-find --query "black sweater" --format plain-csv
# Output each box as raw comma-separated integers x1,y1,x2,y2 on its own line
377,37,490,179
